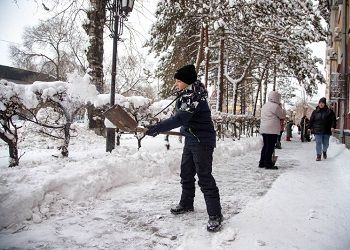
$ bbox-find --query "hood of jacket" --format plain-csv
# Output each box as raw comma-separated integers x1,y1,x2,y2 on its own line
268,91,281,104
177,80,208,102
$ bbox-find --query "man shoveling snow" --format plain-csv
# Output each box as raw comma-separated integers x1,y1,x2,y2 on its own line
145,64,223,232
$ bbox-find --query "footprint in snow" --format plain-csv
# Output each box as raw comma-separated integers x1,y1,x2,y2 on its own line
308,209,318,220
256,239,266,246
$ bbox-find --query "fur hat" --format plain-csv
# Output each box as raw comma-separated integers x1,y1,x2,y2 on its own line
174,64,197,85
319,97,327,104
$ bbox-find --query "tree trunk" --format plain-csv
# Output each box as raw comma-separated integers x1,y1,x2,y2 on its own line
204,24,209,88
195,23,205,71
253,65,268,116
61,122,71,157
233,88,238,115
273,63,277,91
226,79,229,113
86,103,105,135
84,0,107,93
263,69,269,104
83,0,107,133
217,29,225,112
241,84,246,115
8,140,19,168
0,126,19,167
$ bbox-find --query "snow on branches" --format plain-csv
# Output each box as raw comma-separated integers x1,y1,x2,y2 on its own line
0,72,97,167
1,71,260,167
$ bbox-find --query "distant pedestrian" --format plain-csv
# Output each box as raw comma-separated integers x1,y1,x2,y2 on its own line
259,91,286,170
309,97,336,161
144,64,222,232
275,119,284,149
285,120,294,141
300,116,311,142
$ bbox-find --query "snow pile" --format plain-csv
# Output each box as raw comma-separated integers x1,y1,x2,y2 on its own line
66,72,98,103
0,129,262,229
215,136,262,159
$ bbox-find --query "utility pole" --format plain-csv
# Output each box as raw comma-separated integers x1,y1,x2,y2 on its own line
106,0,135,152
106,1,119,153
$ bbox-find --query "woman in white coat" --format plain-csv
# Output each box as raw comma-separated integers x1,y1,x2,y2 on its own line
259,91,286,169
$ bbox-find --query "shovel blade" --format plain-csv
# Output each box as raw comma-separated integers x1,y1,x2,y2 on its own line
103,105,138,132
103,104,182,136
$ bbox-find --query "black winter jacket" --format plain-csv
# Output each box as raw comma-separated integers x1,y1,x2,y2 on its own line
153,80,216,146
309,106,336,135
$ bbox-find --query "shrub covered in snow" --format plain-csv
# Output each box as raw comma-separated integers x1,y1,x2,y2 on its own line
0,72,98,167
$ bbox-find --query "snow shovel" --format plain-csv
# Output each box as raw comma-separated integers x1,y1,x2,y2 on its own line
103,104,182,136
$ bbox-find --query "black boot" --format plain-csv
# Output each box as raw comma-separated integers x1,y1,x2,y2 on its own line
265,161,278,170
170,204,194,215
207,214,223,232
316,154,321,161
265,165,278,170
323,151,327,159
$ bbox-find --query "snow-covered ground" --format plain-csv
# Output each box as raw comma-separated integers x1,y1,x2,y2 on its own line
0,126,349,249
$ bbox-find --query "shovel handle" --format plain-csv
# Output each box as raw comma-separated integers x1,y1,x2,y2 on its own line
159,131,183,136
135,127,182,136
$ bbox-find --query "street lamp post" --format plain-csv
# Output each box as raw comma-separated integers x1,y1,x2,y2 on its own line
106,0,135,152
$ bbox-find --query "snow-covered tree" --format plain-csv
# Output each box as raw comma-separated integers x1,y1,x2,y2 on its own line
10,17,87,80
0,73,98,167
0,81,30,167
149,0,327,113
147,1,201,97
103,53,156,99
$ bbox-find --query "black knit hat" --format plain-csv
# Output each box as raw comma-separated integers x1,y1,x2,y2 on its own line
174,64,197,85
319,97,327,104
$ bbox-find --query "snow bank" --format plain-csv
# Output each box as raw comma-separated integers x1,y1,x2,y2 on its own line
215,137,262,160
0,148,179,229
0,130,262,229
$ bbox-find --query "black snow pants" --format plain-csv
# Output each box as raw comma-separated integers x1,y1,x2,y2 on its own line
259,134,278,167
179,144,221,216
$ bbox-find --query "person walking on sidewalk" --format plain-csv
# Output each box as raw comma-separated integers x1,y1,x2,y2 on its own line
309,97,336,161
259,91,286,170
144,64,222,232
300,115,311,142
285,119,294,141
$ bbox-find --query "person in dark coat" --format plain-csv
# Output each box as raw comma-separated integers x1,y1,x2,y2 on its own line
300,116,311,142
145,64,222,232
285,120,294,141
309,97,336,161
275,119,284,149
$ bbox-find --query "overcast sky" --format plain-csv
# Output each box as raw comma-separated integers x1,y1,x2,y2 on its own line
0,1,45,66
0,0,157,67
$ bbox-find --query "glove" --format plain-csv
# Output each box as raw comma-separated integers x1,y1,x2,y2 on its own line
145,125,159,137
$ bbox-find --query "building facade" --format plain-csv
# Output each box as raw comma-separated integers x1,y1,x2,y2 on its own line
0,65,55,85
326,0,350,148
